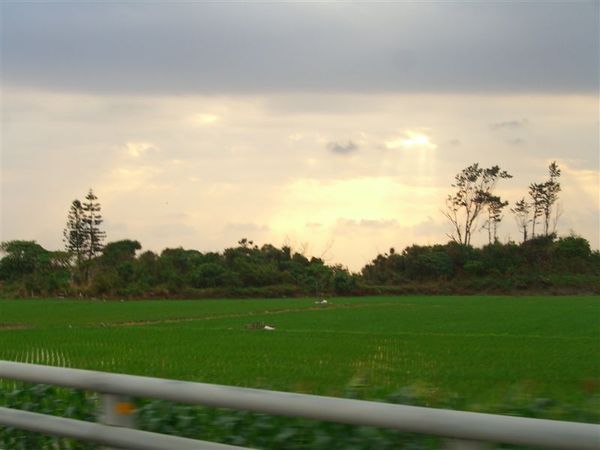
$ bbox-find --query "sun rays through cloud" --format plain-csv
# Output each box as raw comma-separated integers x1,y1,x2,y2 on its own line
1,2,598,270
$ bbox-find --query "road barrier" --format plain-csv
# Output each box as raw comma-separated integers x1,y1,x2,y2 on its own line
0,361,598,449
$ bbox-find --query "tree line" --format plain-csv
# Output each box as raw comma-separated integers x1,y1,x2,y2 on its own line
1,163,598,298
443,161,562,245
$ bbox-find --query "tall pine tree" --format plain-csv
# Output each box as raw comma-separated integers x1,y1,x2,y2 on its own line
82,189,106,262
63,199,87,267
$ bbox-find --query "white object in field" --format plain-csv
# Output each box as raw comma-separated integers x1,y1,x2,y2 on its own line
263,325,275,331
320,299,328,304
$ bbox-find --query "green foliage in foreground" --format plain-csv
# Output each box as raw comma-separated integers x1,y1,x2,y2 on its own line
0,384,96,450
1,382,598,450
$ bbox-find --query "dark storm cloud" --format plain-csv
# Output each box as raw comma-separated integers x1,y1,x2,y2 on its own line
1,2,598,94
327,141,359,155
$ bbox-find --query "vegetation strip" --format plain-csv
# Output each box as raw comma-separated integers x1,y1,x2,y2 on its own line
108,302,401,328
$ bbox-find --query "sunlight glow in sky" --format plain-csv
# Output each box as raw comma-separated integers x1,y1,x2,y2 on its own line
1,2,598,270
385,131,437,151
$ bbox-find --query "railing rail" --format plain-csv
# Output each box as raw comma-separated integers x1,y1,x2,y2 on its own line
1,361,599,450
0,406,243,450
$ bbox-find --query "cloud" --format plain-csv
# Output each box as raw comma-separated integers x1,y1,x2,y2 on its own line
2,3,597,95
505,138,525,146
102,165,164,193
385,130,437,150
327,141,358,155
412,217,449,237
337,218,399,230
1,88,597,270
490,119,529,130
187,113,220,126
124,141,159,158
149,223,196,239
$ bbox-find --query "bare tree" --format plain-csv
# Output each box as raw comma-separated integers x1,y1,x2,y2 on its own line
442,163,512,245
529,161,561,238
542,161,561,235
481,195,509,244
511,198,531,242
551,202,563,234
528,182,545,238
298,241,310,257
319,237,335,261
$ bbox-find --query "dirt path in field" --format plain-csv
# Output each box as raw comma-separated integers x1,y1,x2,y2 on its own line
0,323,31,330
105,302,403,329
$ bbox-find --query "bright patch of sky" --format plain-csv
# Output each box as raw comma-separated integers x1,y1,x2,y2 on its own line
1,2,598,270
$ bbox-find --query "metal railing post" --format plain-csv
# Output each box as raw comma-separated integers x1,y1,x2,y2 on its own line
446,439,488,450
99,393,136,449
1,361,599,450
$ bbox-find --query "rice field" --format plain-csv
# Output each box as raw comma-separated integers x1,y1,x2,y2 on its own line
1,296,599,409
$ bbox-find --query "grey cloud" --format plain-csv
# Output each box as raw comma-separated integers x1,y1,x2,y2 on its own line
102,220,130,237
490,119,529,131
338,219,399,229
359,219,398,229
327,141,358,155
412,217,449,237
1,3,597,94
505,138,525,146
149,223,196,239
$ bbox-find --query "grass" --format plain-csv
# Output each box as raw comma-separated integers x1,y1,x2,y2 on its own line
1,296,599,410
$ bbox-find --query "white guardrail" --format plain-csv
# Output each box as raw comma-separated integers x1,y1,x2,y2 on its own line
0,361,598,450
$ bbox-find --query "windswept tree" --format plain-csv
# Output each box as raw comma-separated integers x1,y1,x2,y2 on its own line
528,182,545,238
511,198,531,242
82,189,106,262
541,161,561,236
443,163,512,245
63,199,87,268
529,161,561,238
481,195,508,244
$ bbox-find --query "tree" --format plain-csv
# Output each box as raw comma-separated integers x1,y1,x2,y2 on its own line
81,189,106,262
529,161,561,238
481,195,508,244
0,241,70,295
541,161,561,236
63,199,87,268
443,163,512,245
0,241,48,281
528,182,545,238
101,240,142,265
92,240,142,294
511,198,531,242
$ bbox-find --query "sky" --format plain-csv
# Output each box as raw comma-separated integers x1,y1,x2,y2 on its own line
1,2,599,271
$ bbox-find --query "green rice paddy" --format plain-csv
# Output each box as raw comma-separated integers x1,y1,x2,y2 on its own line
1,296,598,409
